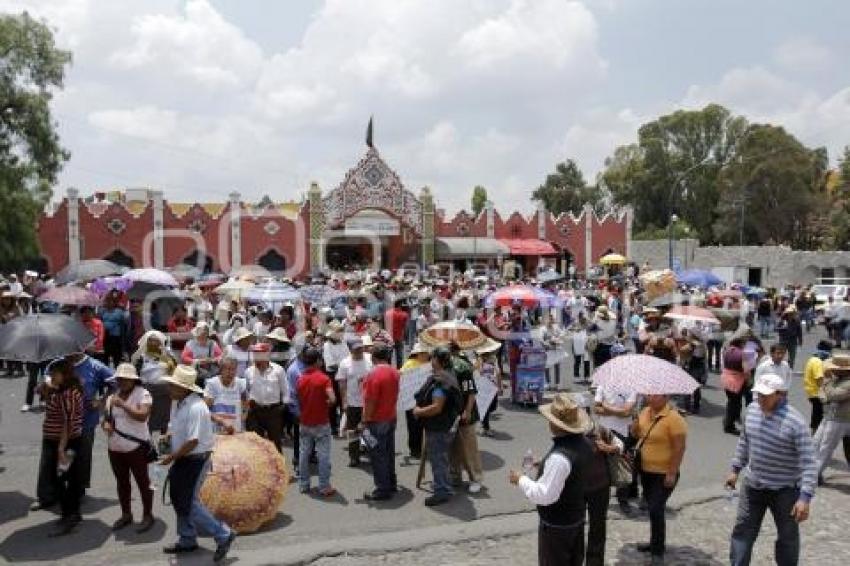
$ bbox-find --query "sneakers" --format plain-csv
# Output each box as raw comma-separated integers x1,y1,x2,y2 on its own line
163,543,199,554
468,482,482,494
136,515,155,534
364,490,392,501
213,531,236,563
48,514,81,537
424,494,451,507
318,487,337,498
20,404,30,412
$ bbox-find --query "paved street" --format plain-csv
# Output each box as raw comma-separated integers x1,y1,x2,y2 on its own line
0,326,848,565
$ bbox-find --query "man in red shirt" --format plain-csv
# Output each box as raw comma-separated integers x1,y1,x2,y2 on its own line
384,299,410,369
79,306,105,360
361,345,400,501
295,347,336,497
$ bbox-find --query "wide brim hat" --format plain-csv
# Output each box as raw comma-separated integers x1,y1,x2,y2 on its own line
232,327,255,343
114,362,140,381
325,320,344,337
539,393,591,434
266,327,290,343
409,342,432,356
162,365,204,394
474,337,501,355
823,354,850,374
192,321,210,337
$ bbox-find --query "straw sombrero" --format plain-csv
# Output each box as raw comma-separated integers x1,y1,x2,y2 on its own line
114,363,140,381
823,354,850,374
474,337,501,355
162,365,204,394
539,393,591,434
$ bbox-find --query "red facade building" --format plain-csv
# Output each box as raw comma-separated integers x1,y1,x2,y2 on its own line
37,147,631,277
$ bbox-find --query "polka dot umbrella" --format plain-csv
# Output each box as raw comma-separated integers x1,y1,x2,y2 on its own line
200,432,289,534
591,354,700,395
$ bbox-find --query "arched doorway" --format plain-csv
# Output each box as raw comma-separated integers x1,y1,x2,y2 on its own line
324,236,379,270
257,249,287,272
104,249,134,268
182,250,214,274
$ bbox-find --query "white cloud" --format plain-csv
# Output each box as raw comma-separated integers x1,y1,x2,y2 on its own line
109,0,263,89
561,108,643,179
682,66,809,116
3,0,846,215
88,106,179,142
774,37,834,73
457,0,602,72
681,66,850,162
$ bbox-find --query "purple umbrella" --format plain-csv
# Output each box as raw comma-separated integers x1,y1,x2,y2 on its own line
591,354,699,395
39,286,101,307
90,276,134,297
123,268,179,287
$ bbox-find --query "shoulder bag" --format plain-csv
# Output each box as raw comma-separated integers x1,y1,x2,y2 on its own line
624,413,664,474
107,399,159,463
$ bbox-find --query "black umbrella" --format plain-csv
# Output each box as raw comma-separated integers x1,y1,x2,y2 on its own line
55,259,127,285
0,314,96,363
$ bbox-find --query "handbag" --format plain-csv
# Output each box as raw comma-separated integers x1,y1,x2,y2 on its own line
195,342,220,386
585,333,599,354
107,397,159,463
114,428,159,463
606,450,633,488
624,414,664,473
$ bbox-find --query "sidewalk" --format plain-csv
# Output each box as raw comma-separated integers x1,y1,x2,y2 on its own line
265,475,850,566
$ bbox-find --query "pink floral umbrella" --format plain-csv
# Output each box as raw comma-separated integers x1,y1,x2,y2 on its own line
591,354,699,395
39,286,101,307
664,305,720,325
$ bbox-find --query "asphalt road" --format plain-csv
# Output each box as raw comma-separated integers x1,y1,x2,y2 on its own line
0,326,840,565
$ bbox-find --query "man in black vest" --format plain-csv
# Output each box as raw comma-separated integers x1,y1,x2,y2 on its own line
509,393,592,566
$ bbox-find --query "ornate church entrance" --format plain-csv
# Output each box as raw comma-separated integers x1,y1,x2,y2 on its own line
310,147,430,271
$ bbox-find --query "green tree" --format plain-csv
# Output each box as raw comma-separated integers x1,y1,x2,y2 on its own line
601,104,747,244
827,146,850,250
532,158,601,215
471,185,487,216
0,12,71,270
713,124,826,247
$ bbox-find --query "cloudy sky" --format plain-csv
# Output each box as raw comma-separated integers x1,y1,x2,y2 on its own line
3,0,849,212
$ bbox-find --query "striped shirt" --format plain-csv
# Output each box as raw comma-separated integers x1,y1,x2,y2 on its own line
731,400,817,502
42,387,84,441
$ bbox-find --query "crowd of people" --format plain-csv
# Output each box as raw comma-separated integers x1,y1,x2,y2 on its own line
1,264,849,565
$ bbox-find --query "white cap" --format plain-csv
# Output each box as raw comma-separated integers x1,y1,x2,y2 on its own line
752,373,788,396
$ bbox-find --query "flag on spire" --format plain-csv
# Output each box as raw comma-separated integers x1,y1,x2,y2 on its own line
366,116,373,148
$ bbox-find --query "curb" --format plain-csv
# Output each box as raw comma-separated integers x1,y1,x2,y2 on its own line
166,485,729,565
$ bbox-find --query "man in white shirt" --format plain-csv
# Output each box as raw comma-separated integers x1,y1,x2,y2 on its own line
337,337,373,466
594,386,638,514
244,343,289,452
754,343,793,392
161,365,234,561
322,321,349,435
509,393,592,566
204,356,247,435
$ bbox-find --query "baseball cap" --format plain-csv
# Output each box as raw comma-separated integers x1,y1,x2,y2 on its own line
752,373,788,396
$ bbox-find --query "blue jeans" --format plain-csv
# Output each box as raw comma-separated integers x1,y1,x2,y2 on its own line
730,482,800,566
759,317,771,337
426,430,454,498
367,420,397,495
299,424,332,490
177,458,231,548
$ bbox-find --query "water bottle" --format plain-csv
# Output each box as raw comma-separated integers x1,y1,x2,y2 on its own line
725,486,738,506
522,449,535,476
149,463,167,491
57,449,76,474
